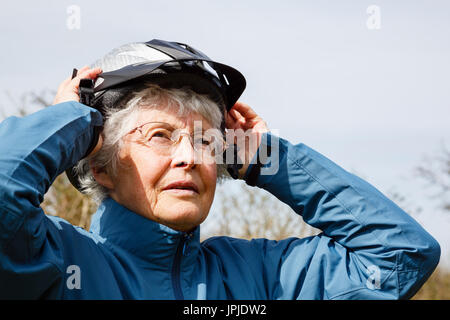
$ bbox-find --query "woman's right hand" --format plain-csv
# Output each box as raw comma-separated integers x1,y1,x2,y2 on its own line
53,66,102,105
53,66,103,157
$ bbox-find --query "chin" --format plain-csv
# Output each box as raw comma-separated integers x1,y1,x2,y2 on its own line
158,202,207,231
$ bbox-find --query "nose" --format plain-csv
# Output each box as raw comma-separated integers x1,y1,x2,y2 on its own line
171,134,197,169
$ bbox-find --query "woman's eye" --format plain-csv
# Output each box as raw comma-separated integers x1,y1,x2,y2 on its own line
153,132,170,138
152,130,171,138
147,130,172,143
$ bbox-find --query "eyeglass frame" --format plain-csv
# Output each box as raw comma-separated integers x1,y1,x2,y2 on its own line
124,121,228,164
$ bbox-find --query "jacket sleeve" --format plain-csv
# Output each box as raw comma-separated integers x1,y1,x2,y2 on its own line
0,102,102,298
244,132,441,300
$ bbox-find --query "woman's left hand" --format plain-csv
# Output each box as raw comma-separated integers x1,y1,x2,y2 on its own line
225,101,269,179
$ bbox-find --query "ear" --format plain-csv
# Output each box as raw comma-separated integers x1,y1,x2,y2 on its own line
90,161,115,190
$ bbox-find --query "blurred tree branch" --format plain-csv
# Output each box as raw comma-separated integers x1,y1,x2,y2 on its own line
202,181,320,241
413,140,450,213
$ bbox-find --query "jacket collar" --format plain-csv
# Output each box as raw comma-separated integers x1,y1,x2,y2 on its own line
89,197,200,268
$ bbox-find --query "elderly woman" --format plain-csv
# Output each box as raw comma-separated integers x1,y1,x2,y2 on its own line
0,39,440,300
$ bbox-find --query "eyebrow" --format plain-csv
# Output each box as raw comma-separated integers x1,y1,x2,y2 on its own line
137,121,175,129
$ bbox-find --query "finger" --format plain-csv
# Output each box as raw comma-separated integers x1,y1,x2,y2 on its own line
225,112,238,129
75,67,102,81
76,65,90,75
57,76,72,91
227,109,238,121
229,108,246,123
225,112,246,131
231,101,258,119
69,67,102,92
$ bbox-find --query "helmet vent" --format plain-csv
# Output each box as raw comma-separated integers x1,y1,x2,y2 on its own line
203,61,220,81
222,73,230,86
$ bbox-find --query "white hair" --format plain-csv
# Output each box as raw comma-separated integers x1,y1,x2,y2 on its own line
74,84,228,203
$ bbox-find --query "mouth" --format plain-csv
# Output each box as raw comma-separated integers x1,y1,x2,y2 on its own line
162,181,200,194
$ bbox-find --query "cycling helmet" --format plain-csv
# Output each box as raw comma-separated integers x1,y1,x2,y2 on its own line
67,39,246,191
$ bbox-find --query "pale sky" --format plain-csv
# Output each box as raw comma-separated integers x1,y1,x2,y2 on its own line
1,0,449,265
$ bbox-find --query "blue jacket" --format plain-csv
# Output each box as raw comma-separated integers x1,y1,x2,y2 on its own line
0,101,440,299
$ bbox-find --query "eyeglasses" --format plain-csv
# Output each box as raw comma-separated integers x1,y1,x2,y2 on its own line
126,121,228,161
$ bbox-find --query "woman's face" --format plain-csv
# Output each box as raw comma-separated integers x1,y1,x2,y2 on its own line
102,107,218,232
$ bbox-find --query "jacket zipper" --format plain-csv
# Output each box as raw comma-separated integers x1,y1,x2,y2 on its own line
171,232,192,300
